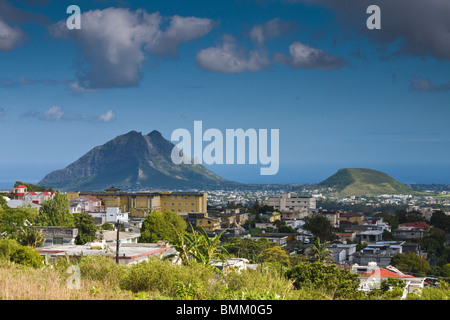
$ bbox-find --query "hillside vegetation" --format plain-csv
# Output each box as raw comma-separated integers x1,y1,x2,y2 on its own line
317,168,415,197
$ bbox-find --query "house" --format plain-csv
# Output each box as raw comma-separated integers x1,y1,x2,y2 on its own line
320,210,340,228
327,243,357,263
357,230,384,243
254,222,276,229
284,219,305,230
70,202,83,214
353,241,405,267
357,263,426,298
339,212,365,225
96,230,140,244
336,232,356,243
11,185,27,199
89,207,129,224
394,227,424,241
185,212,221,232
393,222,430,241
328,246,346,264
364,217,391,232
35,226,78,246
70,195,102,213
24,191,55,204
252,234,288,247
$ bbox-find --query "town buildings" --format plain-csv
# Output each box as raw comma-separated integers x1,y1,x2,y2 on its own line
67,187,207,218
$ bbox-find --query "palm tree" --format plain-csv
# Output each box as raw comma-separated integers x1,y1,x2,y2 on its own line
308,238,334,263
18,226,45,248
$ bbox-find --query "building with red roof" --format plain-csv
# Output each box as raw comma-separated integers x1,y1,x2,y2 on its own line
12,185,27,199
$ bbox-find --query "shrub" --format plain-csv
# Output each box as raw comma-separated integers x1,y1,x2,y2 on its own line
220,267,295,300
284,262,363,300
0,238,20,260
78,256,125,285
120,258,216,297
9,246,44,268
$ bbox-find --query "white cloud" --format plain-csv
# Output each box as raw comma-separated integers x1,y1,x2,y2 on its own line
21,106,116,122
274,41,346,70
42,106,64,121
49,8,214,90
98,109,115,122
0,19,25,51
196,35,271,73
249,18,296,46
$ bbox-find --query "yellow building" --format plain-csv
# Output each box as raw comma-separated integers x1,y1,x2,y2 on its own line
79,187,207,218
196,214,221,232
339,212,365,225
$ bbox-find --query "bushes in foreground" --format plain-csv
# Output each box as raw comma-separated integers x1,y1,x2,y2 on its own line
1,241,449,300
0,238,43,268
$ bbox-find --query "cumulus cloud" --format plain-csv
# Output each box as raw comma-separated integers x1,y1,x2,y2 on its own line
98,109,116,122
196,34,271,73
297,0,450,61
0,19,25,51
0,0,48,51
409,76,450,92
21,106,116,122
49,8,214,90
274,41,346,69
249,18,296,46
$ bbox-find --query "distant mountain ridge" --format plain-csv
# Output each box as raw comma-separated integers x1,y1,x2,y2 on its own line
38,130,237,191
316,168,414,196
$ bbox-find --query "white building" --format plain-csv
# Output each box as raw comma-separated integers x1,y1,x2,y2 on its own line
263,193,316,219
23,191,55,204
90,207,129,224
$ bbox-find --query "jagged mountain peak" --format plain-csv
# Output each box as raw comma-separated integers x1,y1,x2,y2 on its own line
38,130,232,191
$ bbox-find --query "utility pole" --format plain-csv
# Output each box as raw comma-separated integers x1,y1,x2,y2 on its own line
115,219,120,264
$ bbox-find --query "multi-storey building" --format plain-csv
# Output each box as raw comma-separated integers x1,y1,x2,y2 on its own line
68,186,207,218
263,192,316,219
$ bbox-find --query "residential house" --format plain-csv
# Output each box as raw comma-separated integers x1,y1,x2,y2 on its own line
11,185,27,200
357,230,384,243
357,263,426,298
70,195,102,213
35,226,78,246
320,210,340,228
24,191,55,205
339,212,365,225
196,214,221,232
336,232,356,243
327,243,357,263
96,230,140,244
353,241,405,267
394,222,430,241
89,207,129,224
252,234,288,247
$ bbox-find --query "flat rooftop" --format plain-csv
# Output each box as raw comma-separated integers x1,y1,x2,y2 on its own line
37,243,176,261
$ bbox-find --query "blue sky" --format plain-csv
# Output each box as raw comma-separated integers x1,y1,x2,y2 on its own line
0,0,449,187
